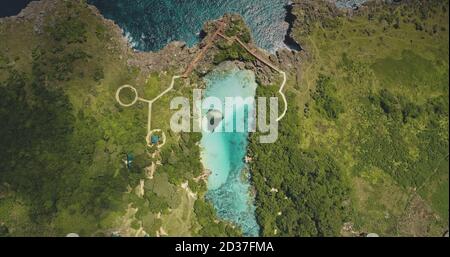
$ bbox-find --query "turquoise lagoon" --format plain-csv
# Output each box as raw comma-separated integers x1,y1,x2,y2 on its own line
200,65,259,236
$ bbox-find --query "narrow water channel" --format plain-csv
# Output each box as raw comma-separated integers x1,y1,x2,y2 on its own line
200,63,259,236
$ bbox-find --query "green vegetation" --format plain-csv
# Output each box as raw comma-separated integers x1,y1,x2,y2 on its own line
118,87,137,105
312,74,344,119
0,1,133,235
47,14,87,44
214,41,256,65
249,90,352,236
253,0,448,236
193,200,242,236
213,16,256,64
224,17,252,43
0,0,447,237
0,0,227,237
159,133,203,185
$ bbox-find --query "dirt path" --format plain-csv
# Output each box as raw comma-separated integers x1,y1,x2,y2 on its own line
182,20,226,78
116,19,289,147
218,33,288,121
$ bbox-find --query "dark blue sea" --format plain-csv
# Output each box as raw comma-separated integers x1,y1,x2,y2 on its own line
0,0,368,236
0,0,35,17
1,0,368,52
88,0,292,52
87,0,369,52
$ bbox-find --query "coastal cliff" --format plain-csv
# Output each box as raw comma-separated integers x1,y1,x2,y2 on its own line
0,0,448,237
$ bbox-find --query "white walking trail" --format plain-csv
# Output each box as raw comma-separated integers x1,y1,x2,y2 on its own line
277,71,288,122
116,20,289,146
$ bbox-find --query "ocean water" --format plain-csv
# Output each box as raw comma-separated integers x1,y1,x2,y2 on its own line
200,65,259,236
0,0,36,17
88,0,290,52
1,0,367,50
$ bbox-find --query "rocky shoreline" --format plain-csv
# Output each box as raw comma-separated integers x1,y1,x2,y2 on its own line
0,0,386,100
1,0,305,88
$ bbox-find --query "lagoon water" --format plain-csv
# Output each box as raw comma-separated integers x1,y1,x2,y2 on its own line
200,65,259,236
83,0,369,236
0,0,369,237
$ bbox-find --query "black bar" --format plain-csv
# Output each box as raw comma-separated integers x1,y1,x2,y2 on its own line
0,237,448,256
